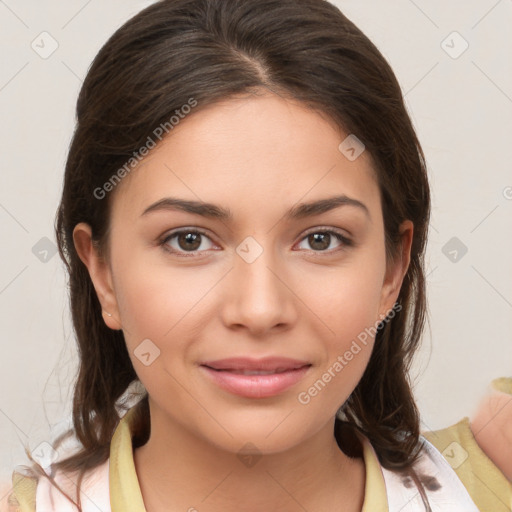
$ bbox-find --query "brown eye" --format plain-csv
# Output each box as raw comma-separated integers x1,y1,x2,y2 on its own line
177,232,202,251
161,229,215,256
297,229,352,253
308,232,331,251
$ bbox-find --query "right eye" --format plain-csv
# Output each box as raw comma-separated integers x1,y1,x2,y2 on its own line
160,229,218,257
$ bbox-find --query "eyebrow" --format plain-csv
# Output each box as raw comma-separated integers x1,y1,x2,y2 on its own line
141,194,370,221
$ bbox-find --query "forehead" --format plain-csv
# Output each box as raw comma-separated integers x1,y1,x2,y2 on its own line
109,92,380,225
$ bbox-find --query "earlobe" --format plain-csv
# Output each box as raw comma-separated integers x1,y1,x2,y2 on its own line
72,222,122,330
379,220,414,318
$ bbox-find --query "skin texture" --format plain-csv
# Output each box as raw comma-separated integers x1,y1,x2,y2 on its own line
73,91,413,512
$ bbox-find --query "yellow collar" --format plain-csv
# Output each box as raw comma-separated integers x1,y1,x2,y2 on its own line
109,406,388,512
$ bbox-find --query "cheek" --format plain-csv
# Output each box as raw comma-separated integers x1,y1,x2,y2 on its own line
296,265,382,413
111,229,386,391
112,246,213,338
111,263,205,391
300,252,386,343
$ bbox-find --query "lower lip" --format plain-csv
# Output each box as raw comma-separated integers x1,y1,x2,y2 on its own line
200,365,311,398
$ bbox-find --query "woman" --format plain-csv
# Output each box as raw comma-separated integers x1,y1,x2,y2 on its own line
5,0,511,511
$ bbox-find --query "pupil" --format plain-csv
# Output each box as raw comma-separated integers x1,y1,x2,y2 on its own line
179,232,201,251
310,233,330,251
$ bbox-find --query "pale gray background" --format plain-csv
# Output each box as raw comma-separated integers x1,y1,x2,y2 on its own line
1,0,511,484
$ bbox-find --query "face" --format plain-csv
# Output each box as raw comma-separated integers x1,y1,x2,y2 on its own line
74,90,412,455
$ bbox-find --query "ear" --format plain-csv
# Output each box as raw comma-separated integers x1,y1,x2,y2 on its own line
378,220,414,318
72,222,122,330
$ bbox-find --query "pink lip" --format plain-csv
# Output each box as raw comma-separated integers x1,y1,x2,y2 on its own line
201,357,310,371
199,357,311,398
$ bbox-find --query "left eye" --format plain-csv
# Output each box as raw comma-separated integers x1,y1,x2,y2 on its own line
296,230,351,252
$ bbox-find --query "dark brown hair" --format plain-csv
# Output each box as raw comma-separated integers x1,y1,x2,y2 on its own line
15,0,430,508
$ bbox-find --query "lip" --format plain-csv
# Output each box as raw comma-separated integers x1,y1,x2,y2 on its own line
199,357,311,398
201,357,310,371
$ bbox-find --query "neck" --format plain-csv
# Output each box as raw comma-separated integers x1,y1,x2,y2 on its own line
133,403,366,512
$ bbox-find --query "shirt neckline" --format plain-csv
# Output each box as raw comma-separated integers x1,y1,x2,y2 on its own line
110,406,389,512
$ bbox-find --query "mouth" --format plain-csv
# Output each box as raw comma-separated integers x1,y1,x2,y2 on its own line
201,356,311,372
207,368,303,375
199,357,312,398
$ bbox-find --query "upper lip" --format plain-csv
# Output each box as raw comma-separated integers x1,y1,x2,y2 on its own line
201,357,311,372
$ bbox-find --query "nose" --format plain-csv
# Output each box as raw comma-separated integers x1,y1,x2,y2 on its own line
219,241,298,337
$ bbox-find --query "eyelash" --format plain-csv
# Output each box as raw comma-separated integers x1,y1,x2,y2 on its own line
159,227,353,258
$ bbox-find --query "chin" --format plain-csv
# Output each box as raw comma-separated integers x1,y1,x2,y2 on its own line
196,412,314,455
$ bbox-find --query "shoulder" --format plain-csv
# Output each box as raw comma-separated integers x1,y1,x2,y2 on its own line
380,433,482,511
469,376,512,481
422,394,512,511
6,459,110,512
2,471,37,512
